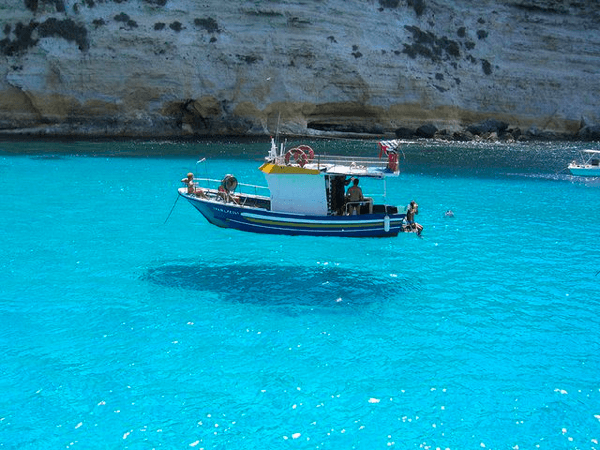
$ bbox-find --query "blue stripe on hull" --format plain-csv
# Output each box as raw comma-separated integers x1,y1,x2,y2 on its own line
230,220,402,237
182,194,404,237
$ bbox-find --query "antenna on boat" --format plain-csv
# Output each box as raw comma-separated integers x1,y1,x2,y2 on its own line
274,112,288,157
195,157,206,176
281,138,287,157
269,137,277,160
275,111,281,144
196,157,209,188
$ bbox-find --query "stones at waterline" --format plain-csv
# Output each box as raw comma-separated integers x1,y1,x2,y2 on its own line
415,123,438,138
466,119,509,136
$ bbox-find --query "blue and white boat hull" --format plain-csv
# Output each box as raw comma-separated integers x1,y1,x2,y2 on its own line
568,166,600,177
181,193,405,237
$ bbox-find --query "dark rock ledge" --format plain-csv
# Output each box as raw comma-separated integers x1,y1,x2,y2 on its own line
0,117,598,142
395,118,600,142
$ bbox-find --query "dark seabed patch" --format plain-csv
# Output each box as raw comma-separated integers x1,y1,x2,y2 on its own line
142,260,419,308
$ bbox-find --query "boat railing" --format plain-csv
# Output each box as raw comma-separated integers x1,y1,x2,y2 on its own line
271,154,385,169
316,155,383,165
192,177,269,197
344,198,374,215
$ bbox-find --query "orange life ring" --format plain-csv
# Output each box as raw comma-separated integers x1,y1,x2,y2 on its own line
284,149,294,165
296,145,314,162
285,148,308,167
295,150,308,167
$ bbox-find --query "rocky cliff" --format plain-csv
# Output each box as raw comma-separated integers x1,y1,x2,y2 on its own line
1,0,599,139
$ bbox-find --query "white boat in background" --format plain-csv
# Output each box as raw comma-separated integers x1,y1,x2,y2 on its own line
178,138,421,238
568,150,600,176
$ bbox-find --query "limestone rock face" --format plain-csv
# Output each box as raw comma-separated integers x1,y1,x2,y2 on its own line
1,0,599,137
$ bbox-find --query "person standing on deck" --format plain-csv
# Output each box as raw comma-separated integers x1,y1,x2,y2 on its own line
346,178,364,215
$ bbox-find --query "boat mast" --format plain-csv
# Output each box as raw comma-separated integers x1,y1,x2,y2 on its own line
281,139,287,157
275,112,281,145
274,111,287,157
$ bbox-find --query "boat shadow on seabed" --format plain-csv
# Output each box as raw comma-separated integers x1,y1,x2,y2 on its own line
143,261,421,310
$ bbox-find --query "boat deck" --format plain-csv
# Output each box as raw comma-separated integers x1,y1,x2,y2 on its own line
179,185,271,210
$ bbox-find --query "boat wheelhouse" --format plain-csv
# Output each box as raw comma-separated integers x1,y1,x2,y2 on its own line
178,139,420,237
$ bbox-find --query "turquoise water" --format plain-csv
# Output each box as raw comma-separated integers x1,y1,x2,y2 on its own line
1,139,599,449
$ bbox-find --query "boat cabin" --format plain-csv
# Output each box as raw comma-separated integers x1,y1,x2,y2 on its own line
259,139,400,216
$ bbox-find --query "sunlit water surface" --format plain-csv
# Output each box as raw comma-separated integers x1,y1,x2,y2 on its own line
1,139,599,449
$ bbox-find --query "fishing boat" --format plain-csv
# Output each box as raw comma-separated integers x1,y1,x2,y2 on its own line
178,138,420,237
568,150,600,176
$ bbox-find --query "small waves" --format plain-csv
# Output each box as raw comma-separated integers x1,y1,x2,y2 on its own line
2,141,600,450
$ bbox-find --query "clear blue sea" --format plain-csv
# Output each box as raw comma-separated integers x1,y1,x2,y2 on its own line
1,139,599,450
